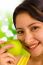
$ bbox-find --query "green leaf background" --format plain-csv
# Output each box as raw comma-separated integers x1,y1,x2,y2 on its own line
0,12,17,41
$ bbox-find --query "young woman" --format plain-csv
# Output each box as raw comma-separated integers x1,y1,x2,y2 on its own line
13,0,43,65
0,0,43,65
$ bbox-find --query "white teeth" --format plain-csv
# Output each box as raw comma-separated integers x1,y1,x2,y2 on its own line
30,44,37,49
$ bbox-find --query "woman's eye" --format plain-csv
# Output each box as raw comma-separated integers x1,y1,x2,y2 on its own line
31,26,39,31
17,31,24,35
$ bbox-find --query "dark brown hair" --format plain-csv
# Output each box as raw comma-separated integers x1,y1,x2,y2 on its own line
13,0,43,27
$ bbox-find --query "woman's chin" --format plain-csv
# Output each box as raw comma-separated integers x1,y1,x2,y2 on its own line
30,44,43,57
31,51,42,57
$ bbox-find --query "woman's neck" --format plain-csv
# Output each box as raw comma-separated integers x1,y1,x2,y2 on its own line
27,54,43,65
31,54,43,62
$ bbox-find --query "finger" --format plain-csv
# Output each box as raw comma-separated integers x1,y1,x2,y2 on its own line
0,56,15,65
0,53,16,60
0,53,21,65
0,53,17,65
5,57,15,64
0,44,13,54
1,56,15,64
0,40,5,44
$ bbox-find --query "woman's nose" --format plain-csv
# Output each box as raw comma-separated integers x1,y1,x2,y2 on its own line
24,30,34,45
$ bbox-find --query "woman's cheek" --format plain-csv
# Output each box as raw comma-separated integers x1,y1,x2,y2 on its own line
34,30,43,44
17,35,24,41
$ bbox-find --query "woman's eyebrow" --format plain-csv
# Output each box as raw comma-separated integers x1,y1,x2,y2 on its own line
16,22,39,30
16,28,23,30
28,22,39,27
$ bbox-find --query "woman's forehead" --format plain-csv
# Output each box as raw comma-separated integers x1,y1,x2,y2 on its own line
16,12,41,28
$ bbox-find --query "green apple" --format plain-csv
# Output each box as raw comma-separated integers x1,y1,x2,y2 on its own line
8,42,30,56
0,40,30,56
0,40,22,56
8,40,22,56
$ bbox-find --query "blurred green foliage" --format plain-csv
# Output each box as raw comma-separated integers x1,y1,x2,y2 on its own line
0,12,17,41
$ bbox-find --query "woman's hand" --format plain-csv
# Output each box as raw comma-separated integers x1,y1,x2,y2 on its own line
0,40,20,65
0,53,17,65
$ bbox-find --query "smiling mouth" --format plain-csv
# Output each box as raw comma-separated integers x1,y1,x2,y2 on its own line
26,42,40,51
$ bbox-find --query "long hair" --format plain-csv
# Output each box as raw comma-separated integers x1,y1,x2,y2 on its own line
13,0,43,27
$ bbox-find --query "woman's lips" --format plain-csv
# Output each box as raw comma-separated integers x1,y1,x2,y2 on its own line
30,44,38,48
26,42,40,51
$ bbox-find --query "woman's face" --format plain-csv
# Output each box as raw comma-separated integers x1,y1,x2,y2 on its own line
16,12,43,57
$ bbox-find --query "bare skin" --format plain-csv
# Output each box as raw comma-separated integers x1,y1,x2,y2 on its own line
16,12,43,65
0,12,43,65
0,41,21,65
